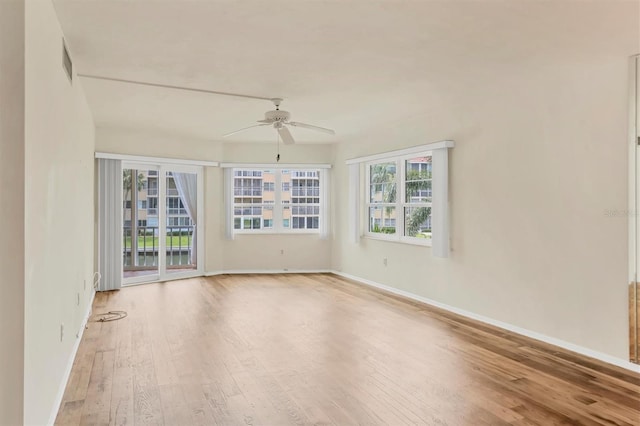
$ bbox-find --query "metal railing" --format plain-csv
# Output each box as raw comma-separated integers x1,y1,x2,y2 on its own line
123,225,195,270
234,188,263,196
292,188,320,197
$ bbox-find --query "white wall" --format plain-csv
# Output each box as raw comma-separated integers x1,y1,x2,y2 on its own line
23,0,96,424
333,2,639,361
0,1,25,424
96,129,334,272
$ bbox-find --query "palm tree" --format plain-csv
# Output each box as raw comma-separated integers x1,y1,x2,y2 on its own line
370,163,396,232
405,168,432,237
123,169,145,206
405,206,432,237
122,169,146,244
370,164,432,235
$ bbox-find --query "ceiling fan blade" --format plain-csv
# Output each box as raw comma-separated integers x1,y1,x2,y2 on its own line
288,121,335,135
278,126,295,145
223,123,270,137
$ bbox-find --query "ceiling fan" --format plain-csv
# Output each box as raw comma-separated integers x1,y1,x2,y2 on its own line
77,74,335,145
223,98,335,144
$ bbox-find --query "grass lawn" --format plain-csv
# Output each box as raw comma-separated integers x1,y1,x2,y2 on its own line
124,235,191,248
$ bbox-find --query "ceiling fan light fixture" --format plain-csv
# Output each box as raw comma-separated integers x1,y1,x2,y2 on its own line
223,98,335,144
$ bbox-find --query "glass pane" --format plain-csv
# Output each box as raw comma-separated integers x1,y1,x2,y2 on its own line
166,171,197,274
123,168,159,279
405,156,432,203
290,170,321,230
405,207,431,239
283,206,291,229
369,206,396,234
262,206,273,229
233,169,275,231
369,162,396,203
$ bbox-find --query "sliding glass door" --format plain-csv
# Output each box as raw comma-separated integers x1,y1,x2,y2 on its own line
122,164,160,283
164,168,199,279
122,162,203,285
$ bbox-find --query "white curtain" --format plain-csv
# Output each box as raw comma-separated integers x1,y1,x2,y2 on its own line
347,163,360,243
173,172,198,264
97,159,122,291
431,148,450,258
224,168,235,240
319,169,330,239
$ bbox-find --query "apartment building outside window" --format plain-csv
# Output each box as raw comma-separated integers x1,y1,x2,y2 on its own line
232,168,323,233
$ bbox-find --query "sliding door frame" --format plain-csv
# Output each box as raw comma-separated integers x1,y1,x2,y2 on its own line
121,161,204,286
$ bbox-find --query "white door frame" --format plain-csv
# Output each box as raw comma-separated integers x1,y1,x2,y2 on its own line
629,54,639,363
121,161,204,286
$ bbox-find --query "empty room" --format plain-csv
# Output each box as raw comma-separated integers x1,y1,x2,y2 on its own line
1,0,640,425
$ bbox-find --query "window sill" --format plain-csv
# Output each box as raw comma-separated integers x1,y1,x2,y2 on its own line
364,233,432,247
233,230,322,236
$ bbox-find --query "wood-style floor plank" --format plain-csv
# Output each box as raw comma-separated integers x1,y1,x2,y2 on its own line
56,273,640,425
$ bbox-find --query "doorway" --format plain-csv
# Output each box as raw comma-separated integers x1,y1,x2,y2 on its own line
122,162,203,285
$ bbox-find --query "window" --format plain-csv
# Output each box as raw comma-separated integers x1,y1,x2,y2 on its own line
366,155,433,244
263,182,275,191
231,168,323,233
147,197,158,216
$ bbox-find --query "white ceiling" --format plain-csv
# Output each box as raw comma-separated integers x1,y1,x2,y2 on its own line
53,0,632,143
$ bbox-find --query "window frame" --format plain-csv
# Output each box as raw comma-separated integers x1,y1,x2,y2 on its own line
231,167,325,235
365,152,433,246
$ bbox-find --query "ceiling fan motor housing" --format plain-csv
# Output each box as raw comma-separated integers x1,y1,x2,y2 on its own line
265,110,291,122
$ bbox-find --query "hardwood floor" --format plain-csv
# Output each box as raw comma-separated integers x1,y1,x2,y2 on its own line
56,273,640,425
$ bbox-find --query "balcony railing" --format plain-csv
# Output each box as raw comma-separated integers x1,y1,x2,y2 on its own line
292,188,320,197
123,225,195,271
234,188,263,196
166,208,187,216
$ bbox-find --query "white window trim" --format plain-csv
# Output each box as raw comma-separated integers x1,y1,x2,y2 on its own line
221,162,331,169
364,154,433,247
346,140,453,165
348,140,453,257
96,151,218,167
227,166,328,236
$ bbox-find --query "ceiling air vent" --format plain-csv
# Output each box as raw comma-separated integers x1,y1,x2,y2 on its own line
62,39,72,83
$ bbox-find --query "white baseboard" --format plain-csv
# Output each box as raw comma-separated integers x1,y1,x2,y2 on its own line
206,269,332,276
332,271,640,374
48,290,96,425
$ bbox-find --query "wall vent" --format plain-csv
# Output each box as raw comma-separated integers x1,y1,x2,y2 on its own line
62,39,72,83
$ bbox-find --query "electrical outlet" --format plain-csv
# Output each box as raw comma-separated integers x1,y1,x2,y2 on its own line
83,279,86,291
383,257,388,266
77,293,80,306
280,249,284,255
60,323,64,342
